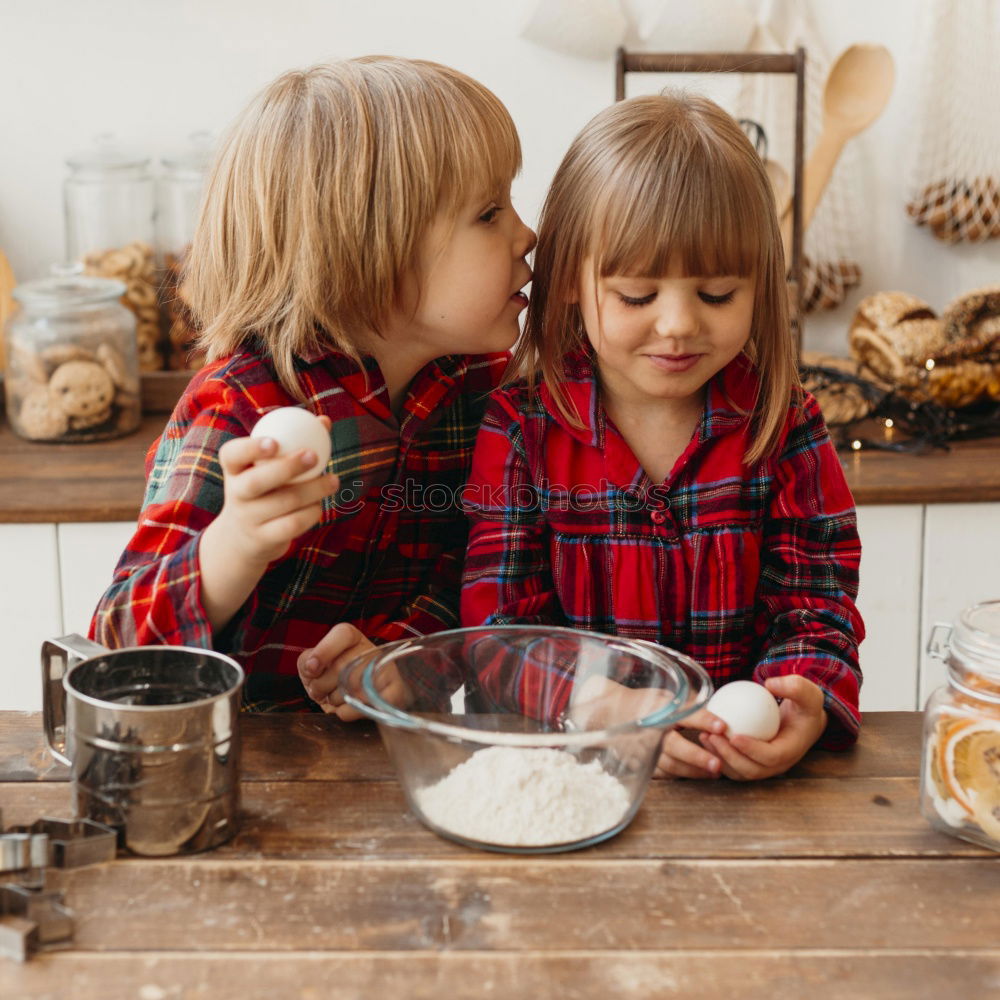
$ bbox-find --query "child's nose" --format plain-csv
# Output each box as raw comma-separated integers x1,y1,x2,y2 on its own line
514,212,537,257
653,296,698,338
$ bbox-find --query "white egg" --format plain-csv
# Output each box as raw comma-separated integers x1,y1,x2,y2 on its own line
705,680,780,741
250,406,331,483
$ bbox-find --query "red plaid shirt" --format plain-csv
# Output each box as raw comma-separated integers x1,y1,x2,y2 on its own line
460,350,864,748
91,344,508,710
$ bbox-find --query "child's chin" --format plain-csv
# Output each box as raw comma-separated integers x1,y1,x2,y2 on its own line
483,326,521,353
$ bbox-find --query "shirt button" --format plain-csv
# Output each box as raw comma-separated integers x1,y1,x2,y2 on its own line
651,510,666,524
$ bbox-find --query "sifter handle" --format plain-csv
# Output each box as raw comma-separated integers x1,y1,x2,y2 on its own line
41,634,107,766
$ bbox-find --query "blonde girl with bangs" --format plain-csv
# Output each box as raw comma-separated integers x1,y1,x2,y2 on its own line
462,92,864,780
92,57,535,713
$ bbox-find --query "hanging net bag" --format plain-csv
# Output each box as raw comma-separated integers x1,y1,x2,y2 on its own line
736,0,863,313
906,0,1000,243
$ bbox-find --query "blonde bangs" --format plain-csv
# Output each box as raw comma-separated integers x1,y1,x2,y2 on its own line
592,144,768,283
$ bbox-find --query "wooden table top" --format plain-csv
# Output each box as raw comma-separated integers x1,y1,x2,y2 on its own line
1,710,997,998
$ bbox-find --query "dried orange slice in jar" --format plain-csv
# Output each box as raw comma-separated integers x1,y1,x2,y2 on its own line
939,720,1000,829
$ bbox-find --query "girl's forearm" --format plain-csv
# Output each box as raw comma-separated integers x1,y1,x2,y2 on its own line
197,519,270,635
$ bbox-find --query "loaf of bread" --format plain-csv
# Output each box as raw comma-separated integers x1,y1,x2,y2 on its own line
848,291,943,382
849,287,1000,408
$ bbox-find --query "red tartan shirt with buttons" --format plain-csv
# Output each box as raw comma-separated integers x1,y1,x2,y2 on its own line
90,344,508,711
460,350,864,748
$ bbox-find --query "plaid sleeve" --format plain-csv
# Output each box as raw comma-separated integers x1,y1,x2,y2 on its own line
460,390,565,628
754,393,865,749
90,377,258,650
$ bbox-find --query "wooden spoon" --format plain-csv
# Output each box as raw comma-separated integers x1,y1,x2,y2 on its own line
780,44,895,255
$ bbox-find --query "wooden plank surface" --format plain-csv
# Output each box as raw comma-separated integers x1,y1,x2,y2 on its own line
23,857,1000,952
4,951,999,1000
0,711,925,784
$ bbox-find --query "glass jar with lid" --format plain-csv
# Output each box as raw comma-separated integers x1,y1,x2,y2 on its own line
920,600,1000,852
64,136,162,371
3,272,140,442
157,132,213,371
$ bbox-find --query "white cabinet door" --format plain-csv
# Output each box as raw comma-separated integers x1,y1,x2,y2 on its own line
855,504,923,711
58,521,136,638
921,503,1000,706
0,523,61,711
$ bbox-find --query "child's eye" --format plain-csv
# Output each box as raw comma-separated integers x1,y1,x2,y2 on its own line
699,290,736,306
618,292,656,307
478,205,501,224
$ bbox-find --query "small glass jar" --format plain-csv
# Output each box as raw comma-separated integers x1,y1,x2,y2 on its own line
157,133,213,371
4,273,141,442
64,136,161,372
920,600,1000,852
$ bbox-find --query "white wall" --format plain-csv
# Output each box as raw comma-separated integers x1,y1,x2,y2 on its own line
1,0,998,356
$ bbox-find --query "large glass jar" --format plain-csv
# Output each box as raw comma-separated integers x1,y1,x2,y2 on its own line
3,273,141,442
64,137,161,372
920,600,1000,852
157,133,213,371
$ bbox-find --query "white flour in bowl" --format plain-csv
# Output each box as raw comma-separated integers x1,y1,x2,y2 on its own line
413,745,631,847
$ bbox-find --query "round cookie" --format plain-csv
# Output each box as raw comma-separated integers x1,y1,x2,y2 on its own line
48,359,114,429
125,276,157,309
97,341,139,393
17,386,70,440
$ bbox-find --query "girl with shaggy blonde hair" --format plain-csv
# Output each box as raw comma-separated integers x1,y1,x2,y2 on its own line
462,92,863,780
92,57,535,711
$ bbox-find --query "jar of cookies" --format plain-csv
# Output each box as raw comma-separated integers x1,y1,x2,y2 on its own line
64,136,162,372
3,273,141,442
921,600,1000,852
157,132,213,371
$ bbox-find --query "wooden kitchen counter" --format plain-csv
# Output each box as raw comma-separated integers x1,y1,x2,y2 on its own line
2,410,1000,522
1,710,997,998
0,371,186,524
0,413,160,523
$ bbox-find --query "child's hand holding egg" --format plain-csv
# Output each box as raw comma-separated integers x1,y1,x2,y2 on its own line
250,406,332,483
705,680,781,741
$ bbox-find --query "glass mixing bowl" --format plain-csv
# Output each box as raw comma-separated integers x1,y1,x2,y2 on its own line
338,625,712,853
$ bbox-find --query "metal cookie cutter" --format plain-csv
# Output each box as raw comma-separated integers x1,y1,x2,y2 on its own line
4,819,118,870
0,885,74,961
0,813,117,962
